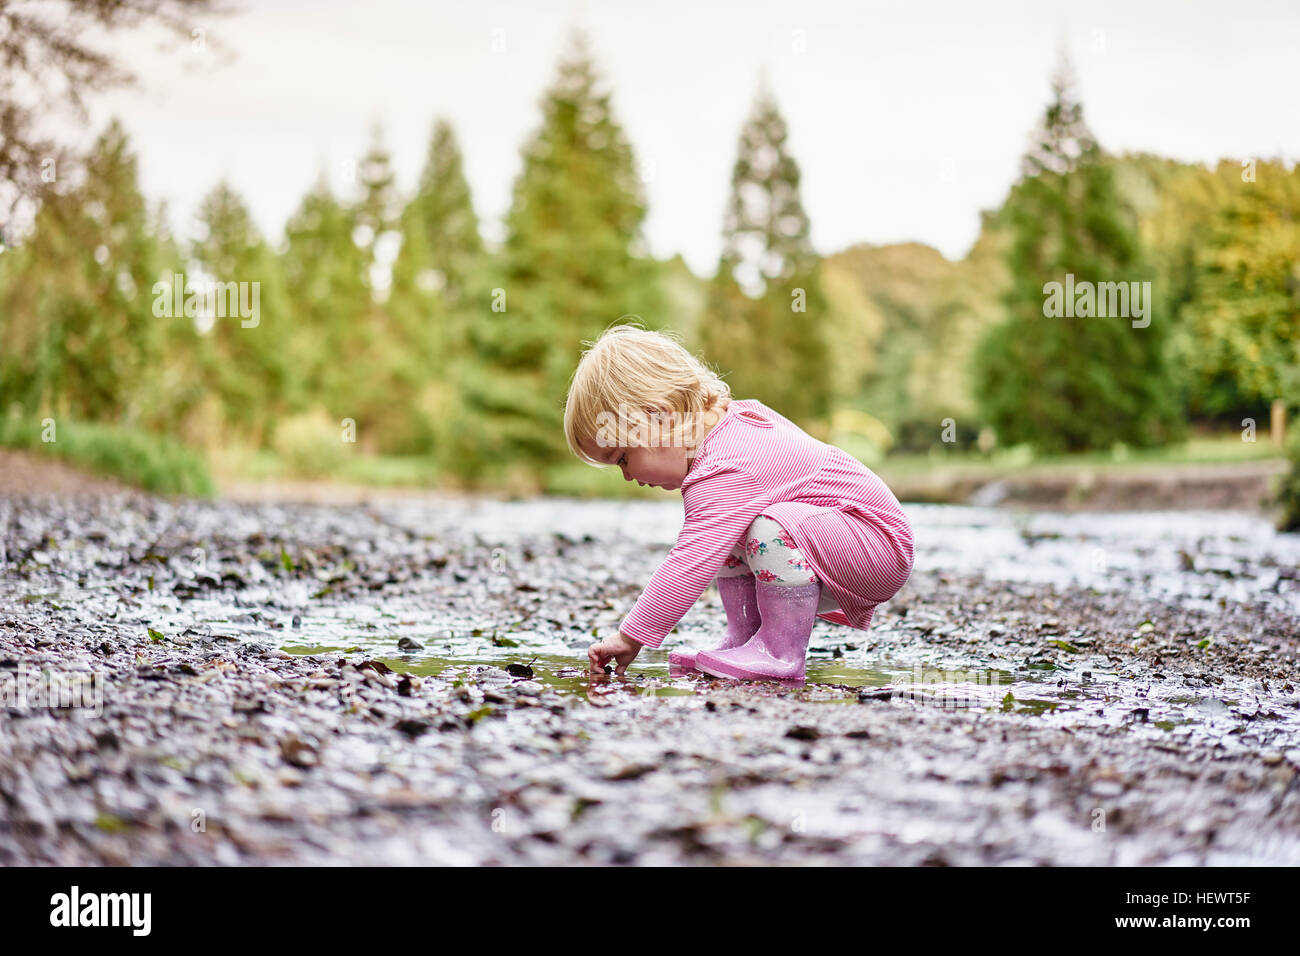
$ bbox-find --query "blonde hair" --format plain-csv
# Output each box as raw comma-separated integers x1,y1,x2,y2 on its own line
564,320,732,467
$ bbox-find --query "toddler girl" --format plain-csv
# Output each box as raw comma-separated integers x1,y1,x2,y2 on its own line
565,322,914,683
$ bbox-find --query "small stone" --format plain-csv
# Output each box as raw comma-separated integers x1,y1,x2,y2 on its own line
394,718,432,738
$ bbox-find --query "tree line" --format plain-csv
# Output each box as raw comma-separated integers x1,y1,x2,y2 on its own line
1,34,1296,513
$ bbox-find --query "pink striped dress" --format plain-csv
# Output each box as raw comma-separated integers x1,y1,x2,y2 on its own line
619,398,915,649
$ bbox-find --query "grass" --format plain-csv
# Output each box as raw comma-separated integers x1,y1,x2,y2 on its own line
211,444,672,500
213,446,441,488
0,414,215,497
206,428,1284,501
877,433,1284,481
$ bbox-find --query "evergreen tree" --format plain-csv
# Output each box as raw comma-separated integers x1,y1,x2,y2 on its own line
484,29,665,479
190,181,295,446
700,79,831,426
385,118,489,460
0,119,184,432
403,119,486,308
381,199,444,456
971,56,1183,453
353,125,403,300
348,129,412,452
280,175,370,442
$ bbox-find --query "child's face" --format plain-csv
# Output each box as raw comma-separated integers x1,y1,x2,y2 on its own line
585,426,691,490
621,441,690,490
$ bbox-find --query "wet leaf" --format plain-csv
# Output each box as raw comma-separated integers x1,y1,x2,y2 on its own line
396,674,422,696
95,813,130,833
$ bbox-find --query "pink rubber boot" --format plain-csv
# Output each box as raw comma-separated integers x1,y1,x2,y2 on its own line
668,574,761,670
695,579,820,682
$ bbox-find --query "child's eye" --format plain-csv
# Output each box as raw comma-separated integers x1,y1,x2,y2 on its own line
618,454,627,467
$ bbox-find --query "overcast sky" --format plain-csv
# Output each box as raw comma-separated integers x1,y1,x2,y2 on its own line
89,0,1299,275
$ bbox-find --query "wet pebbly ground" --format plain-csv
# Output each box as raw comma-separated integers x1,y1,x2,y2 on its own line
1,491,1298,865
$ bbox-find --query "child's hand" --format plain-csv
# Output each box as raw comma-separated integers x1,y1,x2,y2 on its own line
588,631,642,677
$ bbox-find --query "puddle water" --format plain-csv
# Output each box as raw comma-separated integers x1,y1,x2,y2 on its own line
246,596,1300,756
258,597,1121,719
905,503,1300,617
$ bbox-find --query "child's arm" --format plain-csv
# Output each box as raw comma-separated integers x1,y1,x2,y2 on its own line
618,460,771,652
588,630,642,676
587,460,772,675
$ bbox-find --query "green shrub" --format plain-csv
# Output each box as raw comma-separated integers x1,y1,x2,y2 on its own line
0,413,214,497
270,408,351,478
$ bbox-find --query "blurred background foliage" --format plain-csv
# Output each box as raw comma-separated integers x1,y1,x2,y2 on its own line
0,24,1297,520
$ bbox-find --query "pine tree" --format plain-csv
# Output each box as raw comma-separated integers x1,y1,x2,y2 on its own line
348,129,413,452
701,79,831,426
403,119,485,308
353,125,403,301
385,118,489,460
383,217,446,457
189,181,295,446
971,55,1183,453
280,175,370,443
0,119,183,432
483,29,664,479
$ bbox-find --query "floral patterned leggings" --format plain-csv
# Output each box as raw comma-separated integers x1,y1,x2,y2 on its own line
715,514,842,614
